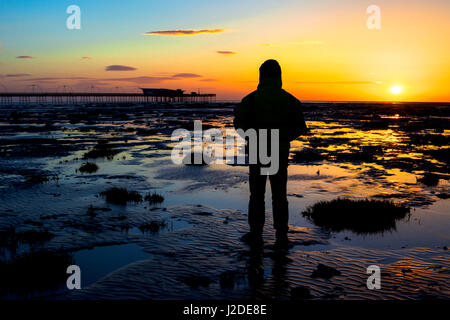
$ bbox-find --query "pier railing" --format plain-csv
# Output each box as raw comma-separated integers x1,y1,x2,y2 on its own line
0,92,216,105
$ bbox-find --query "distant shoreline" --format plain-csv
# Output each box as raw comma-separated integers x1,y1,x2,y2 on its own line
217,100,450,104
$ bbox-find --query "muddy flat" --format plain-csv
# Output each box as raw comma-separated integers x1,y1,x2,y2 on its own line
0,102,449,299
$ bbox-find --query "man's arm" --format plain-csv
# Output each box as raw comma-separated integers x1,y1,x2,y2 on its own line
287,98,308,141
233,95,252,132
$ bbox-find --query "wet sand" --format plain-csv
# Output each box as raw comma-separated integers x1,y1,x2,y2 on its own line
0,102,449,299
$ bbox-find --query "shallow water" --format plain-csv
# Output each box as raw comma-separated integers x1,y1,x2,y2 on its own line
0,102,448,299
73,243,151,287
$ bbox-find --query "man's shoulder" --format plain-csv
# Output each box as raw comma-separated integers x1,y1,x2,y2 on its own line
241,90,257,103
281,89,301,104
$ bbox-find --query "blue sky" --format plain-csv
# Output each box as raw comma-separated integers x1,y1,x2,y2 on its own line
1,0,449,101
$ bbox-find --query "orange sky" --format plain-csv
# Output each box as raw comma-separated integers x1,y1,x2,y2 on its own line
1,0,449,101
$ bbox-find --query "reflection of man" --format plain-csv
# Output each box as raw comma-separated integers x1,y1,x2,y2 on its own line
234,59,307,246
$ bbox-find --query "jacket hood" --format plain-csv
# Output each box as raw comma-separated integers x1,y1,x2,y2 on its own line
258,59,282,89
258,76,282,89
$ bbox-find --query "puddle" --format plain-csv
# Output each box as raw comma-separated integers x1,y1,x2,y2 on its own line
72,243,151,287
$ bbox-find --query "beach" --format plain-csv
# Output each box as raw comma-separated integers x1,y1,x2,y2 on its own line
0,102,449,299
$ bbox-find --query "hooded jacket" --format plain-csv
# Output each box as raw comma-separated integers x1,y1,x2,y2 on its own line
233,64,307,152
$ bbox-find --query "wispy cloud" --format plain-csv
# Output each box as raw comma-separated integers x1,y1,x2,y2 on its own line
81,56,93,60
103,73,204,83
172,73,201,78
217,51,236,55
295,81,382,85
5,73,31,77
10,73,207,86
105,76,173,84
105,65,137,71
144,29,226,36
19,76,92,81
16,55,34,59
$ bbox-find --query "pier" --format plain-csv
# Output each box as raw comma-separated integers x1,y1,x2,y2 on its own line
0,91,216,105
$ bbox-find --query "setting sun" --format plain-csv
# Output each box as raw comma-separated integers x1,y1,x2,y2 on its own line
391,85,403,95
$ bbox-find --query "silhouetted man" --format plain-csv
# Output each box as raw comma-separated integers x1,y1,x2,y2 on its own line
234,59,307,245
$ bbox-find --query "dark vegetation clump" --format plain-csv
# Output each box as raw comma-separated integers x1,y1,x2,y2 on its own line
83,141,119,160
144,192,165,205
79,162,99,174
17,229,54,244
311,264,341,280
100,187,142,205
25,174,58,184
290,286,313,299
0,250,73,298
138,220,167,233
0,227,54,249
194,211,213,216
182,275,212,288
417,172,440,186
302,198,410,234
26,175,49,184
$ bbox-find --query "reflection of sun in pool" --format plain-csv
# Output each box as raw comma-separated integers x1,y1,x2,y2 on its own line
391,85,402,95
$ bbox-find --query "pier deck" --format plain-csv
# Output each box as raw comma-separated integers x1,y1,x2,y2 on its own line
0,92,216,105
